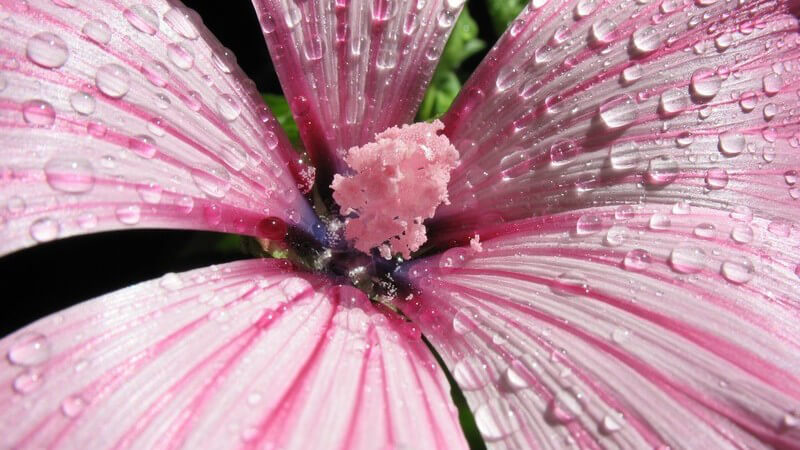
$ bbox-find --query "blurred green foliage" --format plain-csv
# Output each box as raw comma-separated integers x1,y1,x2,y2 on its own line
486,0,527,35
262,93,302,147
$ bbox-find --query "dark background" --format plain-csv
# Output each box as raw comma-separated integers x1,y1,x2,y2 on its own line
1,0,496,337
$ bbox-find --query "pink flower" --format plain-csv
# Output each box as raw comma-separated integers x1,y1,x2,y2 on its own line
1,0,799,448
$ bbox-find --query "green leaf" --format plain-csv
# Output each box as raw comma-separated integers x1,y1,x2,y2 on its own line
486,0,526,35
262,93,302,147
417,8,486,121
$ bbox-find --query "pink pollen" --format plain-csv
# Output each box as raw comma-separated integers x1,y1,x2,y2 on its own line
331,120,459,259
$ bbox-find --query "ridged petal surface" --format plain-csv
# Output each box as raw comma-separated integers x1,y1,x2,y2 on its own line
0,259,467,449
0,0,316,256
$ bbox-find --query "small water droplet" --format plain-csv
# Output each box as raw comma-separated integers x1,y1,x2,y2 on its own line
576,214,602,235
739,91,757,112
7,332,51,366
646,156,679,185
216,94,241,121
659,88,688,114
475,398,519,440
191,164,231,198
718,131,745,156
730,223,754,243
45,158,94,193
141,60,170,87
30,217,60,242
611,327,630,343
76,212,98,229
552,271,588,296
615,205,635,221
763,73,783,96
550,140,578,164
128,134,157,159
13,368,43,394
691,68,721,98
648,213,671,230
69,91,95,115
598,94,636,128
60,395,86,417
605,225,627,246
83,19,111,44
95,63,130,98
624,249,652,271
136,179,162,204
631,26,660,53
453,355,490,390
439,247,469,273
590,19,616,44
164,6,199,40
26,32,68,68
705,167,729,189
546,390,583,423
115,205,141,225
694,223,716,239
452,307,479,335
167,42,194,70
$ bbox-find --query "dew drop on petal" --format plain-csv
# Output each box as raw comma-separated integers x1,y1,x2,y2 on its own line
590,19,616,43
164,6,199,40
623,249,651,271
648,213,671,230
216,94,241,121
474,398,519,441
60,395,86,417
95,64,130,98
136,179,162,204
26,32,68,68
730,223,754,244
30,217,60,242
124,4,159,35
551,271,588,296
7,332,51,366
45,158,94,193
646,155,679,185
598,94,636,128
705,167,729,189
608,141,639,170
576,213,602,235
13,368,43,394
763,73,783,96
83,19,111,44
693,223,716,239
669,246,706,273
141,60,170,87
167,42,194,70
631,26,660,53
718,131,745,156
659,88,688,114
721,257,755,284
69,91,95,115
604,225,627,246
690,68,721,98
115,205,141,225
128,134,157,159
453,356,490,390
22,100,56,127
191,164,231,198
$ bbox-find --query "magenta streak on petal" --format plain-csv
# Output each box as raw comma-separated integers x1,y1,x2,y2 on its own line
340,326,380,450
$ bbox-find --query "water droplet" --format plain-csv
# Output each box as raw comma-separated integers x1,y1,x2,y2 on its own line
45,158,94,193
646,156,679,185
739,91,757,112
763,103,778,121
69,91,95,115
691,68,721,98
550,140,578,164
598,94,636,128
164,6,199,40
83,19,111,44
763,73,783,96
631,26,660,53
136,179,162,204
216,94,241,121
590,19,616,44
575,0,596,17
30,217,59,242
608,141,639,171
730,223,753,244
177,196,194,214
257,217,287,240
22,99,56,127
621,64,643,84
475,398,519,440
503,361,530,390
167,42,194,70
721,257,754,284
615,205,635,221
13,368,43,394
600,414,623,434
784,170,797,185
552,271,588,296
611,327,630,343
718,131,745,156
705,167,729,189
730,205,753,222
694,223,716,239
439,247,468,273
141,60,170,87
192,165,231,199
219,142,247,171
7,332,51,366
624,249,652,271
115,205,141,225
76,212,98,229
212,48,236,74
648,213,671,230
453,356,491,390
605,225,627,246
669,246,706,273
452,307,479,334
61,395,86,417
95,63,130,98
128,134,157,159
26,32,68,68
546,390,583,423
576,213,602,235
659,88,688,114
160,272,183,290
124,4,159,35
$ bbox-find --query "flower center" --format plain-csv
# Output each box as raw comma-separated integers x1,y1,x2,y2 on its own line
330,120,459,260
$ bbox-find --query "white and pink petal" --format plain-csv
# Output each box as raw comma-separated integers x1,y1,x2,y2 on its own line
0,0,316,256
0,259,467,449
403,206,800,448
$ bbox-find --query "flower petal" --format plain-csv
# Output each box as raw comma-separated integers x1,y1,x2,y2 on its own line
435,0,800,241
401,207,800,448
251,0,466,174
0,259,466,449
0,0,316,256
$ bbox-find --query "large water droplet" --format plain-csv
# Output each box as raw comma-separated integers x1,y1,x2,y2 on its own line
648,213,671,230
721,257,754,284
474,398,519,441
69,91,95,115
30,217,59,242
22,99,56,127
26,32,68,68
631,26,660,53
136,179,162,204
608,141,639,170
45,158,94,193
590,19,616,44
739,91,757,112
95,64,130,98
730,223,753,244
694,223,716,239
124,4,159,35
452,307,479,335
576,213,602,235
691,68,721,98
7,332,51,366
763,73,783,96
669,246,706,273
453,356,491,390
167,42,194,70
128,134,157,159
605,225,627,246
83,19,111,44
141,60,170,87
164,6,199,40
705,167,729,189
550,140,578,164
13,368,43,394
659,88,688,114
598,94,636,128
646,156,679,185
191,164,231,198
718,131,745,156
216,94,241,121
